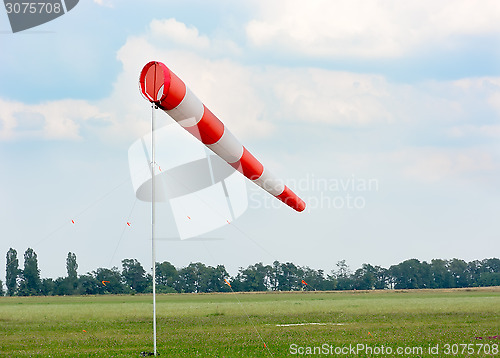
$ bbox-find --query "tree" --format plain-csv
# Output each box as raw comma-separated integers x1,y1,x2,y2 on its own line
482,258,500,273
389,259,426,289
41,278,55,296
467,260,484,287
234,263,269,292
334,260,354,290
173,262,228,293
276,262,301,291
211,265,230,292
430,259,453,288
372,265,389,289
325,272,338,290
67,252,78,279
353,264,377,290
268,261,281,291
121,259,148,293
78,274,100,295
18,248,41,296
175,262,211,293
448,258,469,288
6,248,19,296
478,272,500,287
155,261,178,293
297,266,335,291
93,267,126,294
468,258,500,287
419,261,433,289
336,260,351,278
63,252,79,295
53,277,74,296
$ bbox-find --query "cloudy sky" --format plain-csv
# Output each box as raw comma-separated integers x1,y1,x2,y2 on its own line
1,0,499,281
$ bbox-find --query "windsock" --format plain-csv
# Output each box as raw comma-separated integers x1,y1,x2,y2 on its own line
139,61,306,212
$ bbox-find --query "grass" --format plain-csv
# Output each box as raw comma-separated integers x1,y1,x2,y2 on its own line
0,287,499,357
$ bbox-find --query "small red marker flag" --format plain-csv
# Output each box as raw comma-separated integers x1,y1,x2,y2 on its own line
301,280,308,285
102,281,110,286
127,222,131,226
224,279,231,288
71,219,75,224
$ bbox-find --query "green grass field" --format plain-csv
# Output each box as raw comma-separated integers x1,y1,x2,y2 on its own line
1,287,499,357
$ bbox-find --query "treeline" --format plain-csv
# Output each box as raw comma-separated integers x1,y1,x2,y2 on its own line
2,248,500,296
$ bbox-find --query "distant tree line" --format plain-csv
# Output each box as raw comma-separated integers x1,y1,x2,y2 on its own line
2,248,500,296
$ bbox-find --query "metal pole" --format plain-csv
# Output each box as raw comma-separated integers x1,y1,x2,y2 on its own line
151,103,157,356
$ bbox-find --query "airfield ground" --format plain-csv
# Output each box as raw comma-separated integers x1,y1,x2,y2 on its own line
0,287,499,357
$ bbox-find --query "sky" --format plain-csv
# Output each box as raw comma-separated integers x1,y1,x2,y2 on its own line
1,0,499,281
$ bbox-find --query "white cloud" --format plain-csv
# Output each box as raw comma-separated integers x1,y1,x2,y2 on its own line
488,92,500,116
0,99,22,140
111,31,395,134
246,0,500,58
447,124,500,139
0,98,105,141
268,68,392,125
397,147,496,183
150,19,210,50
445,77,500,125
93,0,113,7
453,77,500,92
2,14,500,181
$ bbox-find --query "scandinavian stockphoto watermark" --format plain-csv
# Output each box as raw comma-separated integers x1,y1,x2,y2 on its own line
289,343,499,356
3,0,79,33
250,174,379,211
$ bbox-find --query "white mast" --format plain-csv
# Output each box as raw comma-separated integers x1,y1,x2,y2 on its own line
151,103,157,356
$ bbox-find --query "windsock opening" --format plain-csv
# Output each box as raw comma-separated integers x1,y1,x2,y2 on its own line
139,61,185,110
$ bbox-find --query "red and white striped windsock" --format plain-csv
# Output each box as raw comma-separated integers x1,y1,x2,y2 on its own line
139,61,306,212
